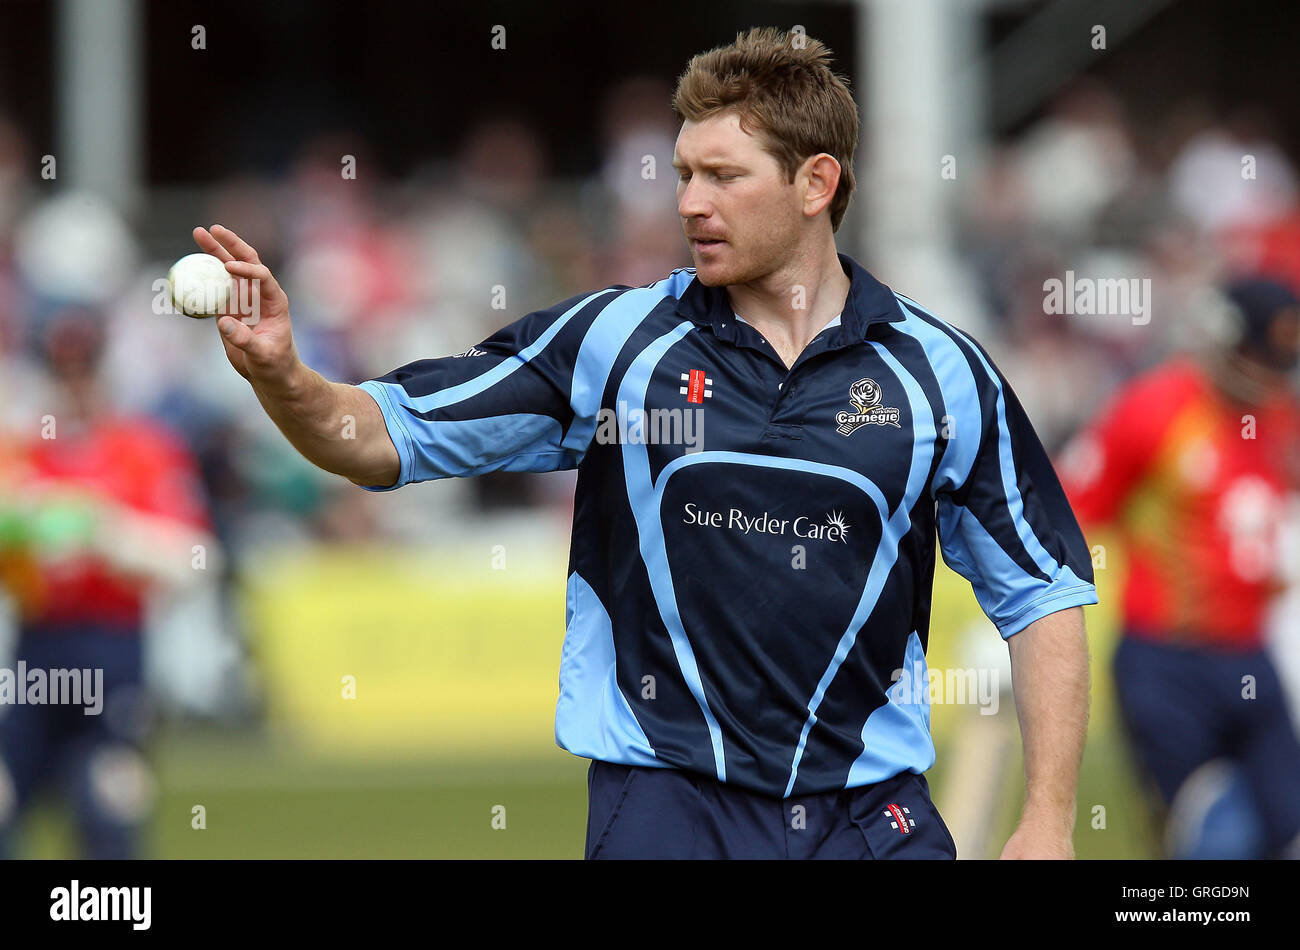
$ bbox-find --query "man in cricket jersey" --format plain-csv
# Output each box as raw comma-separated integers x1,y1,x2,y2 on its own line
194,27,1096,859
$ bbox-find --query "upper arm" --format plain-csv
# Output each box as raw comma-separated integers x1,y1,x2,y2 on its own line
932,330,1099,639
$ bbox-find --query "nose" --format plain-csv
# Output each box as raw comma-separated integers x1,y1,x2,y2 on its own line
677,176,711,220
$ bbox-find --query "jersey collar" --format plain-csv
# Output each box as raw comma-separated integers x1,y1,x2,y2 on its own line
674,252,907,344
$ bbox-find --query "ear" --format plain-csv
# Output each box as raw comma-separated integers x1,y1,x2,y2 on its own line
800,153,842,221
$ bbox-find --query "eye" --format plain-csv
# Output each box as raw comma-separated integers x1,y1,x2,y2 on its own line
716,173,738,182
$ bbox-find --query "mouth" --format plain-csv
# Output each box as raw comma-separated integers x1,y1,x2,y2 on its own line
691,238,726,252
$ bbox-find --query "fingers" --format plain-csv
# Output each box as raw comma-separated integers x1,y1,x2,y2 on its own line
223,258,285,301
192,226,234,262
208,224,262,264
216,315,256,350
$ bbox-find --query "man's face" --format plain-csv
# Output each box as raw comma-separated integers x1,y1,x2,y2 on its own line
673,112,804,287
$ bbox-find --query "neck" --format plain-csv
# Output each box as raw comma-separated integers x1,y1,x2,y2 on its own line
725,235,850,365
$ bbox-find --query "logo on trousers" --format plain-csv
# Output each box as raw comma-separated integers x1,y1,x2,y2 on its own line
884,802,915,835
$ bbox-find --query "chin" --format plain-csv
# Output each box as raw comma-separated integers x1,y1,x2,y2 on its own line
691,257,747,288
693,266,727,287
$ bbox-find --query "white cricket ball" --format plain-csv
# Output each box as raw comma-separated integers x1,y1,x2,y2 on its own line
168,252,232,318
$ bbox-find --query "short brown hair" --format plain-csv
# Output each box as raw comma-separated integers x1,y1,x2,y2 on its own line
672,26,858,232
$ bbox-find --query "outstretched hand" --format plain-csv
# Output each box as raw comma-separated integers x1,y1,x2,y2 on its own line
192,224,297,386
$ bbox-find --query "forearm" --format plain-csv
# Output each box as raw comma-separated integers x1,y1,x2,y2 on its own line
249,360,399,488
191,225,400,488
1007,606,1090,833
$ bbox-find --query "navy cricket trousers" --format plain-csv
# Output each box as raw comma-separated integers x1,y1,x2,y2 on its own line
585,759,958,859
1112,633,1300,858
0,626,149,860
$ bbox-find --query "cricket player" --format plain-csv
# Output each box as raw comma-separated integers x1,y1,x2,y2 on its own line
195,27,1097,859
1059,276,1300,859
0,308,218,859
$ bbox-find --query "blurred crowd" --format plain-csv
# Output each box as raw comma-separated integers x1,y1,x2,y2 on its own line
961,78,1300,455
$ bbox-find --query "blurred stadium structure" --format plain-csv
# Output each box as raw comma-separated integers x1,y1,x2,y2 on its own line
0,0,1298,857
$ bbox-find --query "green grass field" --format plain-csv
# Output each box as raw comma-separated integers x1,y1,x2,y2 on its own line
13,717,1156,859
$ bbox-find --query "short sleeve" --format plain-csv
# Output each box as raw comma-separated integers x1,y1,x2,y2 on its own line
935,334,1099,638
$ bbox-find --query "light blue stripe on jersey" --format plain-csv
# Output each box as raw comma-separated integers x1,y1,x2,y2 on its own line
555,572,663,766
563,270,695,453
895,298,1095,634
401,289,618,414
849,631,935,785
890,300,983,494
938,499,1096,638
896,293,1061,578
948,322,1063,576
787,338,935,796
358,383,577,484
895,293,1098,635
357,378,417,491
994,576,1097,636
411,414,577,478
616,320,729,780
360,273,696,488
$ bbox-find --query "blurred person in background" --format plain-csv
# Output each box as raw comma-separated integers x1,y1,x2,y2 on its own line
0,307,219,858
1011,80,1136,251
591,76,689,288
1168,105,1300,298
1168,107,1296,241
1058,276,1300,858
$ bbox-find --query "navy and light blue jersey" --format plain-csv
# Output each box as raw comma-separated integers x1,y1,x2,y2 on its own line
357,253,1098,798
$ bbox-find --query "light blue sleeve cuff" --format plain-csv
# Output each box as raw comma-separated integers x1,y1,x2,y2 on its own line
998,583,1099,639
356,380,415,492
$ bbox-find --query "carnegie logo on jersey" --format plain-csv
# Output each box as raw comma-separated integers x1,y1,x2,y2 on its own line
836,377,900,435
